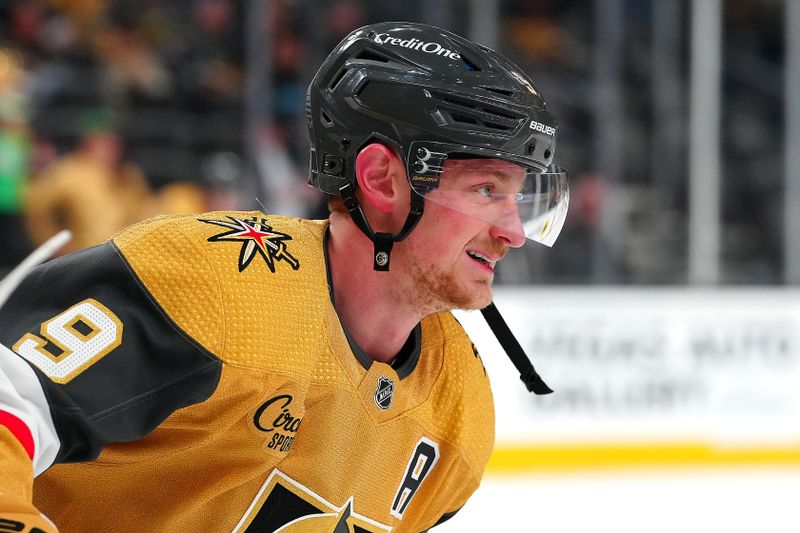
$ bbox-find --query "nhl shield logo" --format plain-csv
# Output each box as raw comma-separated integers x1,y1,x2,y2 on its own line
374,376,395,411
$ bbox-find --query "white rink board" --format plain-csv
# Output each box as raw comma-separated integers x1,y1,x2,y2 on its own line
455,287,800,447
441,287,800,532
435,468,800,533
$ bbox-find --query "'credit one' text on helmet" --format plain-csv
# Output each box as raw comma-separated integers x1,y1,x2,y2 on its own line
373,33,461,60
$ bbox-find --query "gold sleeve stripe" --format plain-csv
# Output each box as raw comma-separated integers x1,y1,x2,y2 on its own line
0,425,35,500
0,409,33,459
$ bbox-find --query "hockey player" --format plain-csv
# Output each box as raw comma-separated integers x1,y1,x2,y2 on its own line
0,22,568,532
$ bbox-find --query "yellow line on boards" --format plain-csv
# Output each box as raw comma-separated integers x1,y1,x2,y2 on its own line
486,443,800,474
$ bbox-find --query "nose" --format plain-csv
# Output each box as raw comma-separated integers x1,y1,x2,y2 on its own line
489,208,526,248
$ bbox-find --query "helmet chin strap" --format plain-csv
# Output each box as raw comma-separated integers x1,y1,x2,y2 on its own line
481,302,553,394
338,181,552,394
338,181,424,271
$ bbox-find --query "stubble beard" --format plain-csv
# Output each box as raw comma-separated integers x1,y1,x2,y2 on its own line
393,257,493,316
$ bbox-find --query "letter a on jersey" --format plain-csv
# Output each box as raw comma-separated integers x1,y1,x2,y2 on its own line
391,438,439,519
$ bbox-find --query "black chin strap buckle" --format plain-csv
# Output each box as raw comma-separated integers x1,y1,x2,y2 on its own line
373,233,394,271
338,181,424,272
481,302,553,395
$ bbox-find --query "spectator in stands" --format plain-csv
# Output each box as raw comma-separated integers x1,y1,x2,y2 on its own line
0,47,34,271
24,108,151,253
145,181,208,218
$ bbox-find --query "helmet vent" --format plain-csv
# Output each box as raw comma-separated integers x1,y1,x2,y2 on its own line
445,111,516,132
487,108,518,121
440,94,476,110
450,112,479,125
328,68,348,90
431,90,522,132
355,49,391,63
321,111,334,127
484,122,509,130
481,86,514,97
460,53,482,72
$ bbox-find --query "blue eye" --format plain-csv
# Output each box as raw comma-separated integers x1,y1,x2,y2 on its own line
475,185,493,197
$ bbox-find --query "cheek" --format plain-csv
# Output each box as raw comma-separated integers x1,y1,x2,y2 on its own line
416,207,485,258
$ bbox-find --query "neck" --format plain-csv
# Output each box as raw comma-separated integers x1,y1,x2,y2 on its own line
327,212,422,364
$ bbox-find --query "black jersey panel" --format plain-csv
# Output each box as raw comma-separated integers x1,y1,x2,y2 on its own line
0,242,222,464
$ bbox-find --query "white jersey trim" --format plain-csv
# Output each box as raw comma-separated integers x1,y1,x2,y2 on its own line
0,342,60,475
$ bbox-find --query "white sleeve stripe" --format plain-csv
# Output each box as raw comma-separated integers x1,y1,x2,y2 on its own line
0,343,60,475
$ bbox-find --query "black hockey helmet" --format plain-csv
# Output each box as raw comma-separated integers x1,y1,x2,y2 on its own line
307,21,569,270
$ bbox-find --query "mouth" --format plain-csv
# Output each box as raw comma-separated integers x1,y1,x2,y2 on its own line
467,250,498,271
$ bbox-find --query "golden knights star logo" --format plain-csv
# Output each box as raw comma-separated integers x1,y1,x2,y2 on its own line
200,215,300,273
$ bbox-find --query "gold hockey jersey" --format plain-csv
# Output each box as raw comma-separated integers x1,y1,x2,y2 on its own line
0,211,495,532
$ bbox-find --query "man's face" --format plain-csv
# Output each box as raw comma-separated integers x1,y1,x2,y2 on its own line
393,158,526,313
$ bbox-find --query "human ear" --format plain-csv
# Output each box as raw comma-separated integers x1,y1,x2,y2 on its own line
354,143,403,214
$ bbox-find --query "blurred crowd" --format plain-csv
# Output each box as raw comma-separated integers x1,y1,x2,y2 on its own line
0,0,252,269
0,0,788,284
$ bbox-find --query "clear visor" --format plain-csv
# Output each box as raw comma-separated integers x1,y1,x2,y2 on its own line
408,142,569,247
